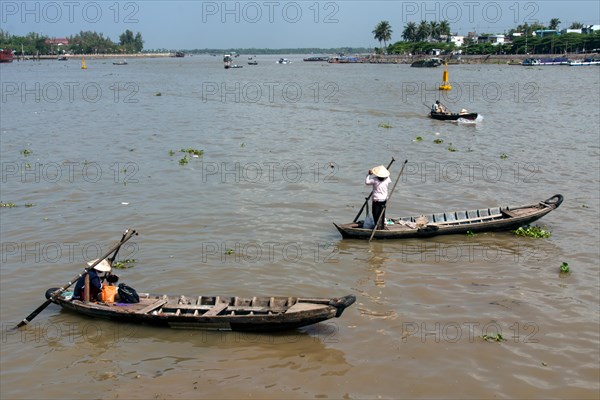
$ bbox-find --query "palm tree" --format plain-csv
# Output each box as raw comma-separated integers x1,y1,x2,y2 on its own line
373,21,393,49
402,22,417,42
429,21,439,40
439,20,451,37
549,18,561,30
569,22,583,29
416,20,430,42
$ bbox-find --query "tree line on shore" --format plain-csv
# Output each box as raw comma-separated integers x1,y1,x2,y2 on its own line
373,19,600,55
0,29,143,55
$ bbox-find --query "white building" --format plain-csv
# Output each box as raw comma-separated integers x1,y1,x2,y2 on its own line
449,35,465,47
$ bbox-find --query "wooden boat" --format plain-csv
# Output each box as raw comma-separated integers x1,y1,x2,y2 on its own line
411,58,442,67
45,288,356,332
430,111,478,121
0,48,14,63
334,194,563,240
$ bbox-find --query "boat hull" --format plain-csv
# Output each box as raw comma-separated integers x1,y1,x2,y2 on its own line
430,112,478,121
334,194,563,240
46,291,356,332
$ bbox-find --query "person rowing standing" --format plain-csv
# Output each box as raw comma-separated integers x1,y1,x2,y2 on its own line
365,165,392,230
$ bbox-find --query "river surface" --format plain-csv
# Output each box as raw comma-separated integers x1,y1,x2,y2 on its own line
1,55,599,399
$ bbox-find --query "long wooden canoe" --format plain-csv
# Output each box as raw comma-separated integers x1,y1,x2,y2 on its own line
334,194,563,240
45,289,356,332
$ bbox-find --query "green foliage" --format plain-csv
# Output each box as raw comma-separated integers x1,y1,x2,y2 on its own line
181,148,204,156
20,149,32,156
500,153,508,160
559,262,570,273
1,202,17,208
433,138,443,144
113,259,136,269
373,21,393,49
447,145,457,152
414,136,423,142
378,122,393,129
483,333,505,342
178,156,189,165
466,230,476,237
513,225,551,238
119,30,144,53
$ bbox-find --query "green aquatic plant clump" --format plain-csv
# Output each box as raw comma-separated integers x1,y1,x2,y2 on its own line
113,259,136,269
513,225,551,238
560,262,570,273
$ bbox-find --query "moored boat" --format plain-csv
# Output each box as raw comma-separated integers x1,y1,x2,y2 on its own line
45,289,355,332
334,194,563,240
0,48,14,63
411,58,442,67
430,111,478,121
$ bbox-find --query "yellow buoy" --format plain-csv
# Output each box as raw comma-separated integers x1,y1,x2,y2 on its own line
81,57,87,69
439,63,451,90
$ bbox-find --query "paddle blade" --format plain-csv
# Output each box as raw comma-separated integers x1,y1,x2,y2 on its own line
15,299,53,329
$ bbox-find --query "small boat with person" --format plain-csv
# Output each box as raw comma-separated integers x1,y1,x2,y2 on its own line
45,289,356,332
15,229,355,332
334,194,563,240
430,110,478,121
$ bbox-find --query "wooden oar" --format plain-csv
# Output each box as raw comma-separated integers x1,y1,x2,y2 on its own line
369,160,408,241
14,229,137,329
353,157,395,222
108,230,128,265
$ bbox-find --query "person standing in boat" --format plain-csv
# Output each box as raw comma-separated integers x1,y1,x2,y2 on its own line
366,165,392,230
73,259,112,301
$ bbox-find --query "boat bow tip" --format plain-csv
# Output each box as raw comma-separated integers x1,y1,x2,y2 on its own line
330,294,356,317
543,194,564,208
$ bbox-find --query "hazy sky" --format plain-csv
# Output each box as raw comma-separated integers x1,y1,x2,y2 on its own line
2,1,599,49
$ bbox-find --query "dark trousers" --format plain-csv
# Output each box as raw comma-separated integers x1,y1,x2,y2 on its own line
372,201,386,229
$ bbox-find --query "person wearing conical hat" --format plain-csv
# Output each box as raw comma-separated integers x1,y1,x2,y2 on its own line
366,165,392,230
73,259,112,301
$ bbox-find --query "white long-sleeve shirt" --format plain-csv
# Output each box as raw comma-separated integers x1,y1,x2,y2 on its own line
365,175,391,201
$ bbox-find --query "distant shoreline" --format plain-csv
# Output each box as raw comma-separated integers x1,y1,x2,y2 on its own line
13,51,598,64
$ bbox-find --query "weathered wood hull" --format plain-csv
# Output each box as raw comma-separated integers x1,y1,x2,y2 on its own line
334,194,563,240
46,291,356,332
430,112,478,121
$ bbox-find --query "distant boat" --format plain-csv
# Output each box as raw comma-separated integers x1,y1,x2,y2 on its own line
81,57,87,69
430,111,478,121
175,51,185,57
411,58,442,67
304,56,329,62
57,55,68,61
223,54,232,69
523,57,570,66
0,48,14,63
277,58,291,64
569,57,600,66
113,60,128,65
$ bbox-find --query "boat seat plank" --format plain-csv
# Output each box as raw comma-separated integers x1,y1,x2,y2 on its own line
456,211,467,220
478,208,490,217
467,210,479,219
501,209,518,218
203,302,229,317
433,213,445,222
286,302,324,313
445,212,456,221
489,207,501,215
138,299,168,314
